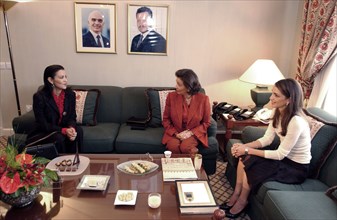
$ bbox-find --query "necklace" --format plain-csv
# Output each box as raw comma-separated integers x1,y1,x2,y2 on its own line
185,95,192,105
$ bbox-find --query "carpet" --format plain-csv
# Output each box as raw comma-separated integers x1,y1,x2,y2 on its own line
209,156,250,220
0,136,250,219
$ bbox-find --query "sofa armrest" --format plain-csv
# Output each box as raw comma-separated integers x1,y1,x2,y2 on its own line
207,117,217,137
242,126,280,149
12,111,35,134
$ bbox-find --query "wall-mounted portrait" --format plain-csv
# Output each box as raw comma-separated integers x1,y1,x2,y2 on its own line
74,2,116,53
128,4,169,55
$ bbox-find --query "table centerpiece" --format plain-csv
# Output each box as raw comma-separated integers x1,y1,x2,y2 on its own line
0,144,58,207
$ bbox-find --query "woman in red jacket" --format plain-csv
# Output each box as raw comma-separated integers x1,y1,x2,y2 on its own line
162,69,211,154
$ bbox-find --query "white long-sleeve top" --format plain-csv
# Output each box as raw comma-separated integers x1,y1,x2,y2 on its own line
257,115,312,164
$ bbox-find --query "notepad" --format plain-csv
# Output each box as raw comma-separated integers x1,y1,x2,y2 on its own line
161,158,198,182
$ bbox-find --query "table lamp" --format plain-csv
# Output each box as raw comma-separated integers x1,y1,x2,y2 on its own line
239,59,285,111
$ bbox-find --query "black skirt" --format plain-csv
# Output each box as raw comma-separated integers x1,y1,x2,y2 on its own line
243,154,309,193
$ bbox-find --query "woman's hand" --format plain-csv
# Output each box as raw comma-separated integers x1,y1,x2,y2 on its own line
66,127,77,141
176,130,193,140
231,143,245,158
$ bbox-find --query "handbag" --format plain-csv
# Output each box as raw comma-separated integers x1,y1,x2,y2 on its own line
25,143,58,160
22,131,59,160
126,116,149,130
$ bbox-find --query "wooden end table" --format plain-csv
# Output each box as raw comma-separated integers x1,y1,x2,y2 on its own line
219,114,266,156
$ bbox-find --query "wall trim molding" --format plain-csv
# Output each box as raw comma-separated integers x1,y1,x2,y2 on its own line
0,128,14,136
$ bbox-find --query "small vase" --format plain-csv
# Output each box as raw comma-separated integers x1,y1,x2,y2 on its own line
0,186,41,208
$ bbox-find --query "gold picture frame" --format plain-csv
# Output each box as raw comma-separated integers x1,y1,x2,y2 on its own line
175,180,217,207
74,2,116,53
128,4,169,55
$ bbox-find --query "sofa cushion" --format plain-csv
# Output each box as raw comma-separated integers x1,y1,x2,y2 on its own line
264,191,337,220
303,109,337,178
255,179,329,204
74,89,100,126
146,88,175,127
115,124,167,153
80,122,119,153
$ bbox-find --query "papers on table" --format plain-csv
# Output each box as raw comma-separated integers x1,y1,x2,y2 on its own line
161,158,198,182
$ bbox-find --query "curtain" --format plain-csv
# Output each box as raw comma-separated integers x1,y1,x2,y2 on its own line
295,0,337,104
307,55,336,115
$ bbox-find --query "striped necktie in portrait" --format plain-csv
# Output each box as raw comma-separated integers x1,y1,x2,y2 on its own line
97,35,102,47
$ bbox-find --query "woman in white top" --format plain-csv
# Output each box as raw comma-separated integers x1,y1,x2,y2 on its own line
221,78,311,218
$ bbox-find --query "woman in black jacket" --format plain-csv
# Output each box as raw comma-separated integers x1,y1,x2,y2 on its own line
26,64,83,153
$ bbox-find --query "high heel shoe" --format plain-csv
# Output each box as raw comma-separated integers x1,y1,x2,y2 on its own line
225,206,247,219
219,202,233,211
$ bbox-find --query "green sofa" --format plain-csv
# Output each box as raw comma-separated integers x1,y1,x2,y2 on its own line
225,107,337,220
12,86,219,175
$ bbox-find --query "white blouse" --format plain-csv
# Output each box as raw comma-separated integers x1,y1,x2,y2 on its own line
258,115,312,164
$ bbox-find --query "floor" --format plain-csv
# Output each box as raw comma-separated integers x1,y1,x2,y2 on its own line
0,136,250,219
209,155,251,220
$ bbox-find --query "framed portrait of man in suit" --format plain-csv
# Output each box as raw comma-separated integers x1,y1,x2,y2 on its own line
75,2,116,53
128,4,169,55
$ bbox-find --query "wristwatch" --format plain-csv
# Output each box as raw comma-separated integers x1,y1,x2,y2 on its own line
244,148,249,155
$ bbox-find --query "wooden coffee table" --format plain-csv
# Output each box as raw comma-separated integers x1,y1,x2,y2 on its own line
0,154,211,219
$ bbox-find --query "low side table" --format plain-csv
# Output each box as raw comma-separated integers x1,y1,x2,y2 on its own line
219,114,266,156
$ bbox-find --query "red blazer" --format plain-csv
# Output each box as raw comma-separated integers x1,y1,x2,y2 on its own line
162,92,211,147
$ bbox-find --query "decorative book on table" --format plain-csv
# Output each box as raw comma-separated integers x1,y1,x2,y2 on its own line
161,158,198,182
175,180,218,214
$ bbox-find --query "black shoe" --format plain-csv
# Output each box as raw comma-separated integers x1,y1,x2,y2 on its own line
225,207,246,219
219,202,233,211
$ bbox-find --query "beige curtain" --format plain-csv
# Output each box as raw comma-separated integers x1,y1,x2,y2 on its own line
295,0,337,104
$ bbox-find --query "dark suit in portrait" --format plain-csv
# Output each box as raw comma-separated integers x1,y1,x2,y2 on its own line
131,30,166,53
82,32,110,48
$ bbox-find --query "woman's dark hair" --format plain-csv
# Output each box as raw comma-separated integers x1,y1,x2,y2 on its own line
175,69,201,95
272,78,304,136
42,64,64,93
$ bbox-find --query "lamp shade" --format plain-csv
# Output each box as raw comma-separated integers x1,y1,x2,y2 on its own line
1,0,33,11
239,59,285,86
0,1,16,11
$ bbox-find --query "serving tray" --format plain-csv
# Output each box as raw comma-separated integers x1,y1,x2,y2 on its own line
46,155,90,176
117,160,159,175
76,175,110,191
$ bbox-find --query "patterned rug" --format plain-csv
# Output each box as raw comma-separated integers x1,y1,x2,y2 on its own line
0,136,7,148
209,156,250,220
0,136,250,219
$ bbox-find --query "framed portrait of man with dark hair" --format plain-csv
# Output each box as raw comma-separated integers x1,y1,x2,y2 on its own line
75,2,116,53
128,4,169,55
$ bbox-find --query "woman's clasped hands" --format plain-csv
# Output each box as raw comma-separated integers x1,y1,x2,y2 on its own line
175,130,193,141
66,127,77,141
231,143,245,158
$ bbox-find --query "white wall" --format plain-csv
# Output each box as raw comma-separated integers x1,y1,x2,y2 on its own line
0,0,304,129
